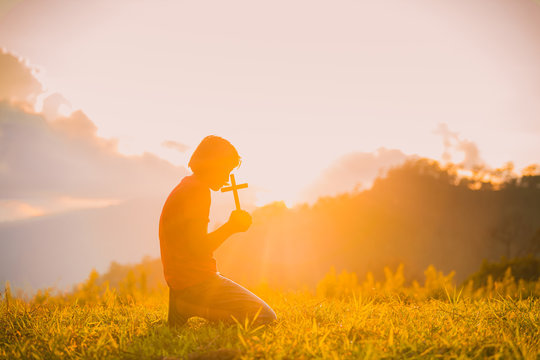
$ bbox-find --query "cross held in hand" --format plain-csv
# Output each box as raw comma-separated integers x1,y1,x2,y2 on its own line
221,174,248,210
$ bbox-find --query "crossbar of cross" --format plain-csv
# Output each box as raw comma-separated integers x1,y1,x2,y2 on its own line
220,174,248,210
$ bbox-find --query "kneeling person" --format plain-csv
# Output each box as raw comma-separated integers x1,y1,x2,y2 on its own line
159,135,276,326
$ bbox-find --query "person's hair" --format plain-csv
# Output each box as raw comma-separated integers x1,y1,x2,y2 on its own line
188,135,241,175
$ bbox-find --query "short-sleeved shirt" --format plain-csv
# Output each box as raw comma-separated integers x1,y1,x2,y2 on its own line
159,174,217,290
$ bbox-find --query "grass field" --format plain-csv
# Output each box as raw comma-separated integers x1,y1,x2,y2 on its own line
2,267,540,359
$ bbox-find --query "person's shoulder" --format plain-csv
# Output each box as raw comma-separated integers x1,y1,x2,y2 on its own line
180,174,207,189
173,174,209,198
161,175,210,222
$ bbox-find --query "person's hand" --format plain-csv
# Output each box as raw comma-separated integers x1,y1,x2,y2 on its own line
227,210,252,233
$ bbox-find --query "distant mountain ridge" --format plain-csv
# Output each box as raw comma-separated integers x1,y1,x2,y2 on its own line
0,198,162,293
214,159,540,288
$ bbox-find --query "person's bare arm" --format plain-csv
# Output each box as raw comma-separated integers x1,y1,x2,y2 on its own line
184,210,252,254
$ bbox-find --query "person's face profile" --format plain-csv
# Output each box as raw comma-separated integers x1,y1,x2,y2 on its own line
207,163,234,191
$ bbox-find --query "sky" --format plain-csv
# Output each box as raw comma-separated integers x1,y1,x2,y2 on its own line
1,0,540,292
1,0,540,214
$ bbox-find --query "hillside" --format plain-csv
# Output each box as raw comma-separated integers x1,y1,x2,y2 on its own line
215,159,540,288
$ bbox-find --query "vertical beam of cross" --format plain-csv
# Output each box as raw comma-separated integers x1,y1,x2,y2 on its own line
220,174,248,210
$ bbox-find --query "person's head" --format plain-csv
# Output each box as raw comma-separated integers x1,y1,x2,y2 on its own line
188,135,241,190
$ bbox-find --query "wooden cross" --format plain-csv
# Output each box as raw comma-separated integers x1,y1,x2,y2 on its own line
221,174,248,210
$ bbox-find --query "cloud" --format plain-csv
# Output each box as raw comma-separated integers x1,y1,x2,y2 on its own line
433,123,459,163
0,200,44,222
0,51,187,221
161,140,189,153
457,140,482,169
40,92,73,120
0,49,42,104
300,148,411,203
434,122,483,169
0,102,186,201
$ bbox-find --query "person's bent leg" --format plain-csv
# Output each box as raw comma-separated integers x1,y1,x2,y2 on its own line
172,275,276,325
200,275,277,325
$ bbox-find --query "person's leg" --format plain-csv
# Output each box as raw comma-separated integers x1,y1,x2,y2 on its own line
168,288,189,327
170,275,276,325
201,275,277,324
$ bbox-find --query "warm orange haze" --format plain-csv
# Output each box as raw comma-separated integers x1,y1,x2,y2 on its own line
1,0,540,304
1,1,540,358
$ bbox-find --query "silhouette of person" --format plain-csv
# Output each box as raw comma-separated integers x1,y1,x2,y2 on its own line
159,135,276,326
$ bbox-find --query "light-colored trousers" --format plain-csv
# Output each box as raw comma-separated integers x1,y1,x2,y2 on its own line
168,274,276,326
